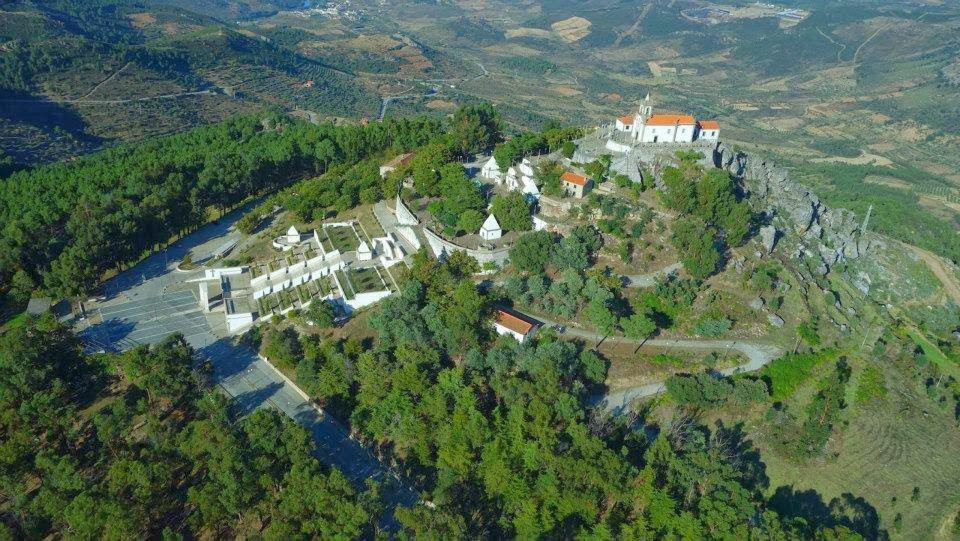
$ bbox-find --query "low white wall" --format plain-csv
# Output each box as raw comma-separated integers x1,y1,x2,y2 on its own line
204,267,244,280
422,227,510,267
226,312,254,333
395,195,420,226
250,274,269,288
396,226,421,250
340,290,393,314
605,140,633,153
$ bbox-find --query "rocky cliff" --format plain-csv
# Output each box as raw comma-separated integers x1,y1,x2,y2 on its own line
713,143,880,275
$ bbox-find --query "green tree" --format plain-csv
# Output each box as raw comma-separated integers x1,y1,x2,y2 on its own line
411,144,450,197
622,311,657,353
585,294,617,338
263,327,303,369
509,231,554,273
457,209,485,234
671,217,720,280
490,191,532,232
9,268,35,304
120,335,196,409
448,103,503,156
307,299,336,327
659,167,696,213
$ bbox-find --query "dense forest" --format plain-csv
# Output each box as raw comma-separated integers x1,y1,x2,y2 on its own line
0,316,379,538
0,113,443,299
1,269,879,538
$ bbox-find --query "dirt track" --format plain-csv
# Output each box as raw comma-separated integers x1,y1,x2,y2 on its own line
904,242,960,306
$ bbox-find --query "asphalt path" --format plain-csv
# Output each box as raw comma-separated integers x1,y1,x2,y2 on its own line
76,202,418,529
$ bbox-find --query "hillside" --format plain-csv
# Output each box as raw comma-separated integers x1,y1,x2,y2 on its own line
0,1,380,165
1,2,959,537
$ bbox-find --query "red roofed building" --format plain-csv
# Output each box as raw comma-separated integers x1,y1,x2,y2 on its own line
379,152,415,178
612,94,720,144
696,120,720,141
492,307,538,342
637,112,696,143
560,171,593,199
615,114,635,133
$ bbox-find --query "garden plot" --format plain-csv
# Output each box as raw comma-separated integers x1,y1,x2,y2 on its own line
320,224,362,254
256,276,334,317
337,266,389,300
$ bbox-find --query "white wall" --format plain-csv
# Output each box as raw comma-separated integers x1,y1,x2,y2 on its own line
639,124,695,143
605,140,633,153
203,267,244,280
494,323,526,342
395,196,420,226
226,311,254,333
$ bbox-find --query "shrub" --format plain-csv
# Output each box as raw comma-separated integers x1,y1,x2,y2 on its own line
693,316,732,337
761,350,835,402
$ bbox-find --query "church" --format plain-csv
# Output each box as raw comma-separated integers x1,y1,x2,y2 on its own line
615,95,720,144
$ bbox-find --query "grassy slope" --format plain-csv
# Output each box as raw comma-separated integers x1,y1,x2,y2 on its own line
757,349,960,540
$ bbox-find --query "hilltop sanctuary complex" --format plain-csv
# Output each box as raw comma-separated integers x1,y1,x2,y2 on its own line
614,95,720,144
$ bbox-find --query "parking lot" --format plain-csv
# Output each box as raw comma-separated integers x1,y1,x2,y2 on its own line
84,290,212,351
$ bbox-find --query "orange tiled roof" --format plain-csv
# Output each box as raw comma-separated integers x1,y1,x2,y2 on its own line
494,308,535,335
698,120,720,130
646,114,696,126
561,172,589,186
618,114,634,125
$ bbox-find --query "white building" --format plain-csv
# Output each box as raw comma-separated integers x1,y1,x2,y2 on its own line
636,114,697,143
561,172,592,198
613,94,719,144
286,226,301,244
503,158,540,200
480,156,502,181
379,152,414,178
696,120,720,141
492,308,538,342
273,225,313,251
479,214,502,241
357,240,373,261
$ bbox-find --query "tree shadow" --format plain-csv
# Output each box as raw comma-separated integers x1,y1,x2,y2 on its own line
712,421,769,492
228,380,285,416
770,485,888,540
78,317,136,351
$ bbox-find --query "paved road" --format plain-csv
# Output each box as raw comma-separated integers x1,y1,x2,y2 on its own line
77,203,418,529
597,336,784,414
514,308,784,414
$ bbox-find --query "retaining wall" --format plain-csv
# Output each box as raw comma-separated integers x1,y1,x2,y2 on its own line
422,226,510,267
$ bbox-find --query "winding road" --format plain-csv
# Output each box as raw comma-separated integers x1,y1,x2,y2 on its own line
512,308,784,414
377,61,487,119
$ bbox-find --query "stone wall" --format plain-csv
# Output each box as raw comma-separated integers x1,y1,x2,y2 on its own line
422,226,511,267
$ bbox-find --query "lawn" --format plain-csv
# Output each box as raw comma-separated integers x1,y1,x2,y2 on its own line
346,267,387,295
906,327,960,379
322,225,361,254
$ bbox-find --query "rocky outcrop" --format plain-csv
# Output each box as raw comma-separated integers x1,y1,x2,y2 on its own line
760,225,778,254
714,143,879,274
